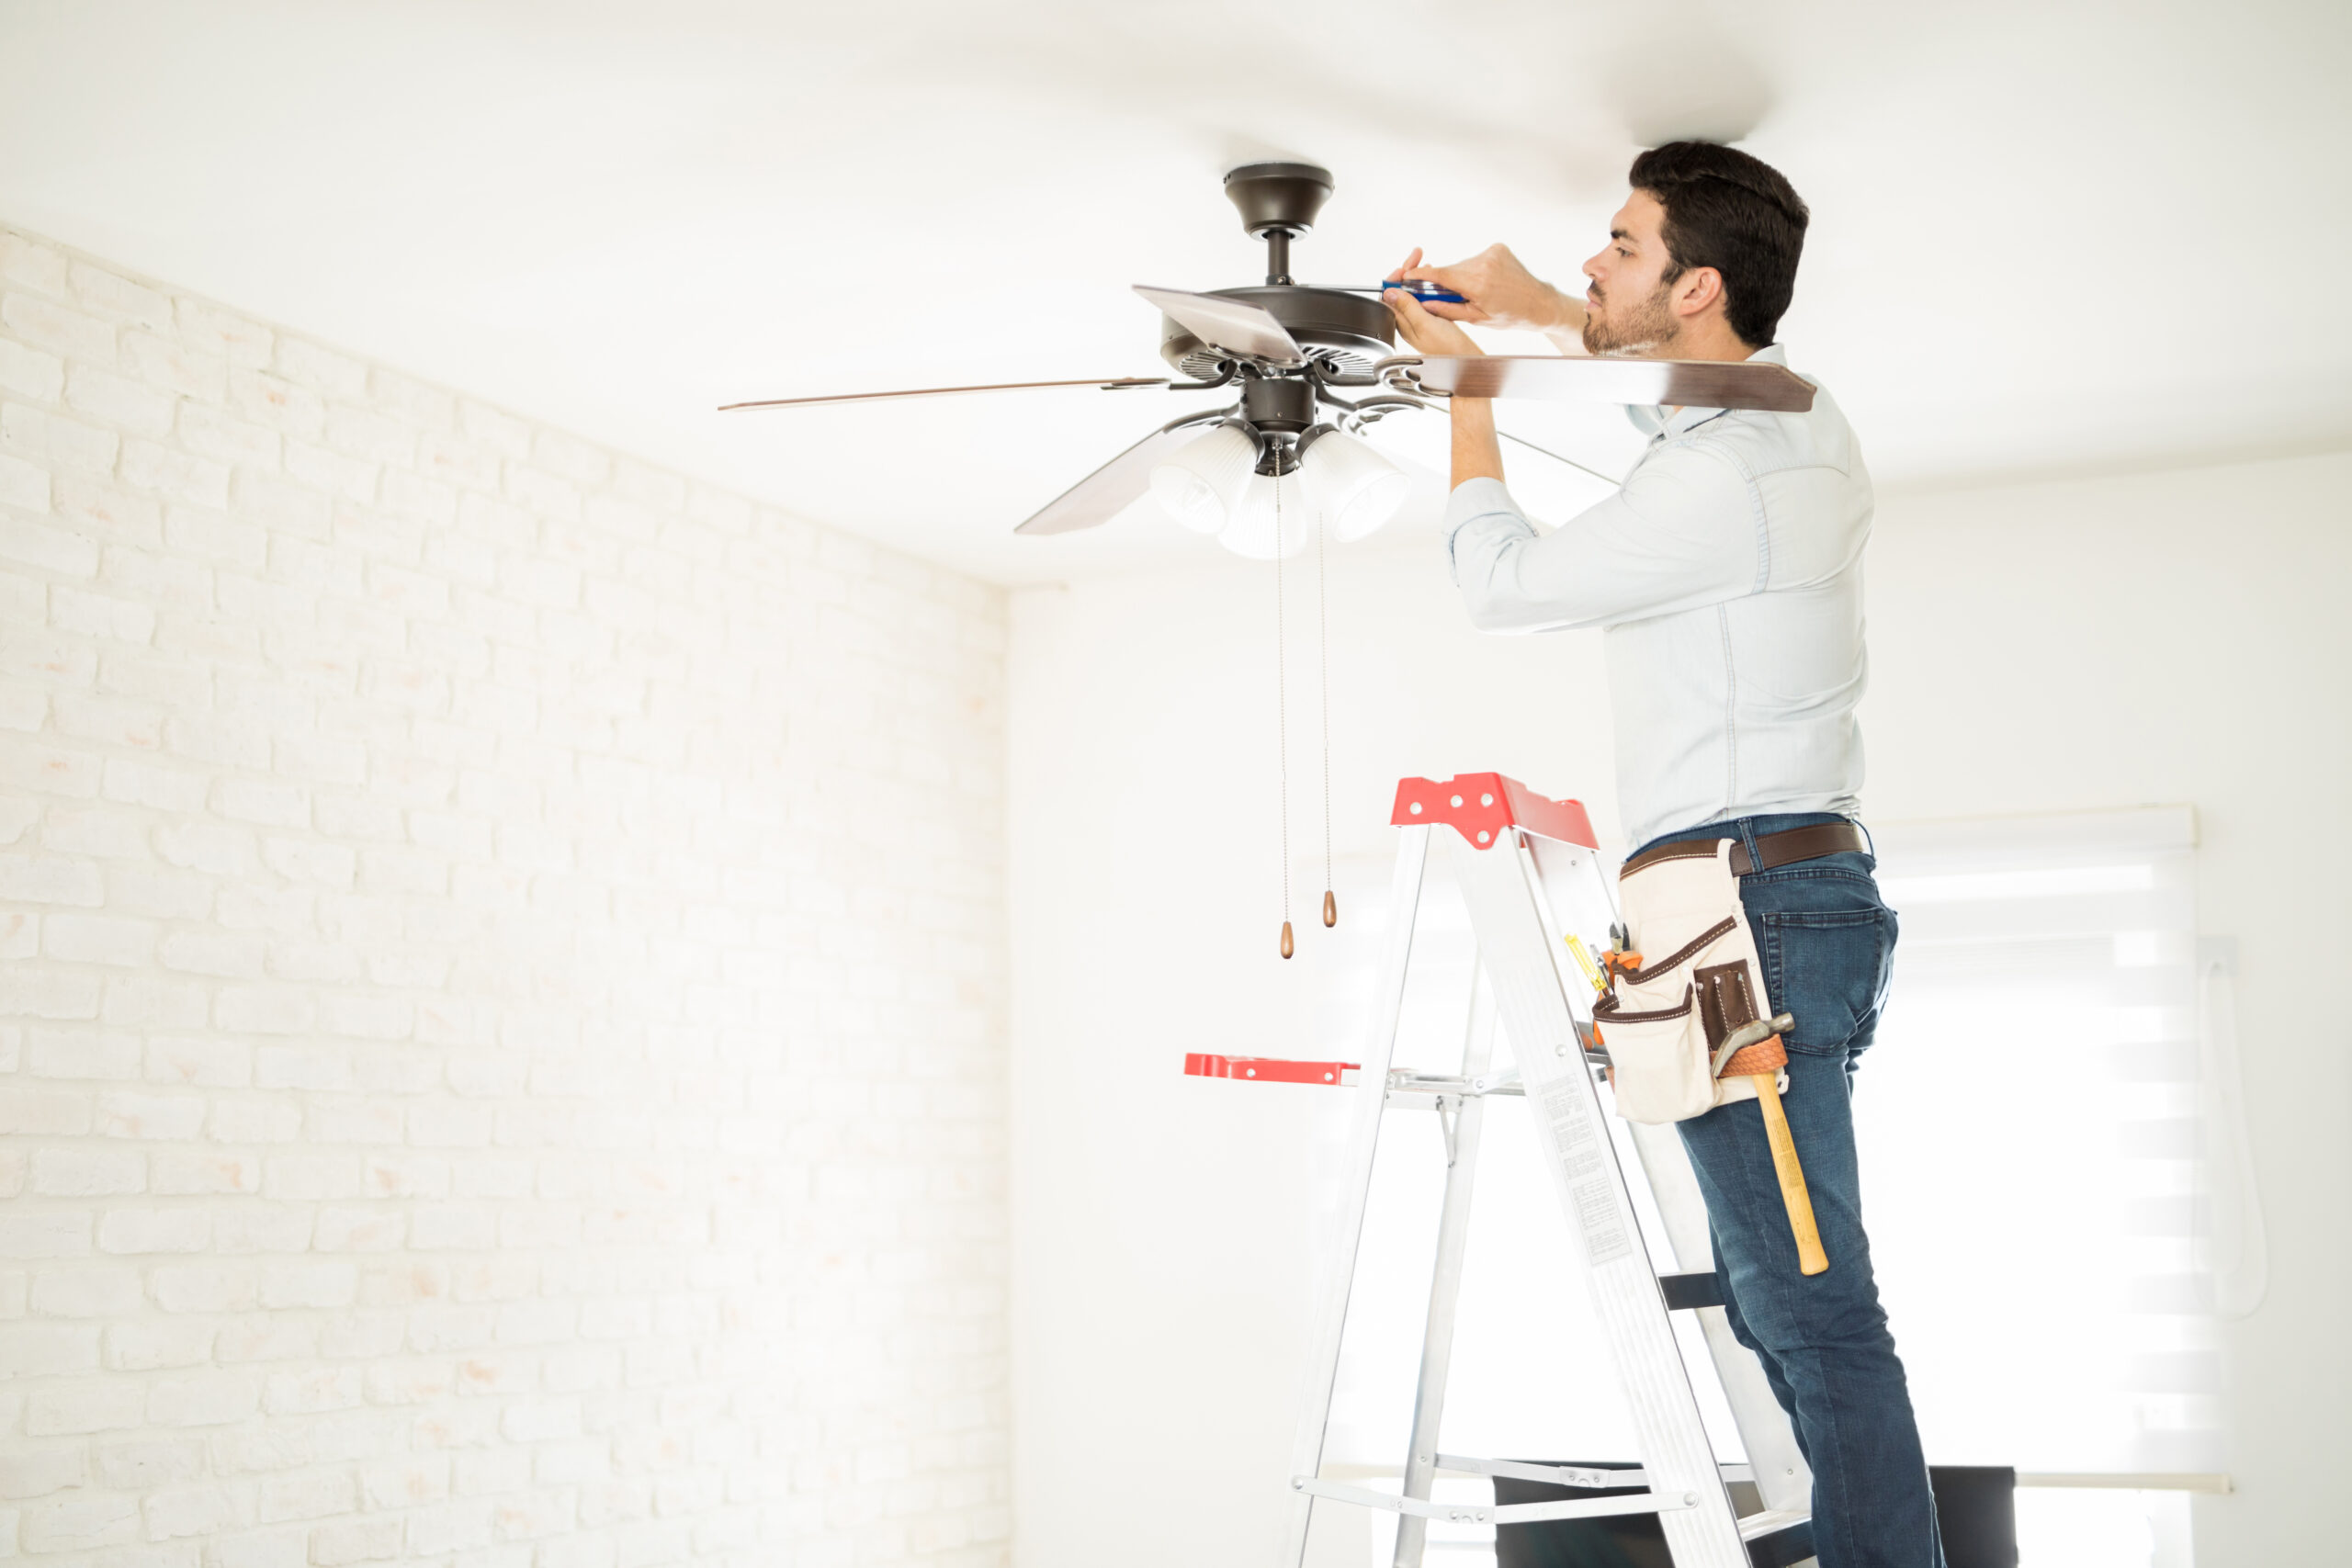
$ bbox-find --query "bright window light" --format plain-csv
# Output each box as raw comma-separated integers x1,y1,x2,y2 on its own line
1859,808,2228,1479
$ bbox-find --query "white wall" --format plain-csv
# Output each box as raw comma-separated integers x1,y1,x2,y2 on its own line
1006,451,2352,1567
0,225,1011,1566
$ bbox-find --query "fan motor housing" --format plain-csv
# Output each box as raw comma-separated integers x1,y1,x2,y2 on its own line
1158,286,1396,379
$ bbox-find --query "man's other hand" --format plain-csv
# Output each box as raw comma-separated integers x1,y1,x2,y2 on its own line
1383,282,1482,358
1387,244,1578,335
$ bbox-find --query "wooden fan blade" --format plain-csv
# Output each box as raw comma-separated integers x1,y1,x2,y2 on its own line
1014,423,1199,536
1133,286,1305,365
718,377,1168,412
1411,355,1816,413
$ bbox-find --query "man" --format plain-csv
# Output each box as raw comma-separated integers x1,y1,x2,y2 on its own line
1384,141,1945,1568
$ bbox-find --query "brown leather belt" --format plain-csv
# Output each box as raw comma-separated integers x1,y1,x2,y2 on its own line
1621,820,1868,880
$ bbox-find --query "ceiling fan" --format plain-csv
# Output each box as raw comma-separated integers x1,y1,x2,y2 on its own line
719,161,1816,556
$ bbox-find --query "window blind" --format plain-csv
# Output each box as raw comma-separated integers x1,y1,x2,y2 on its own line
1860,806,2228,1477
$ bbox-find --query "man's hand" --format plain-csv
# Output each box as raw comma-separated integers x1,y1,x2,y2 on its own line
1382,283,1482,359
1387,244,1584,340
1382,258,1504,491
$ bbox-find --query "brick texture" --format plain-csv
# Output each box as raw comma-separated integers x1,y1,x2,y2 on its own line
0,224,1009,1566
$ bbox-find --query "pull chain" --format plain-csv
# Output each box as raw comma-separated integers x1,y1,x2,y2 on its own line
1274,468,1293,960
1317,498,1335,930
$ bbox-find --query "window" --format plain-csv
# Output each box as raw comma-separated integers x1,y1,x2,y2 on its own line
1863,807,2230,1476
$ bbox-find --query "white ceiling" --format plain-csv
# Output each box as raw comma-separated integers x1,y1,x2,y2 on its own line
3,0,2346,586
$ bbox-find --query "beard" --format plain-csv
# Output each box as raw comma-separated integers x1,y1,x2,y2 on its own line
1580,274,1679,356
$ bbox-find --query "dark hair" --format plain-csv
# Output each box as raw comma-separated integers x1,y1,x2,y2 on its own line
1627,141,1809,347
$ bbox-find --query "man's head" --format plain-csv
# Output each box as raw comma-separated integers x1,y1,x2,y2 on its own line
1581,141,1809,356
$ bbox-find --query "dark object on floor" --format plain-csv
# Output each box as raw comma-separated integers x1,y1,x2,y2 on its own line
1926,1467,2019,1568
1490,1461,2016,1568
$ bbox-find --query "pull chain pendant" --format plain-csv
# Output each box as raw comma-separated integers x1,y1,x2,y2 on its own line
1273,469,1293,960
1316,491,1336,931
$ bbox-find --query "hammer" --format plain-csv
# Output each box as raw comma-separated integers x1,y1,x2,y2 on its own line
1713,1013,1827,1277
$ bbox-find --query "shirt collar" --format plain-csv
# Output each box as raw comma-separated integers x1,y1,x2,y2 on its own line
1624,342,1789,439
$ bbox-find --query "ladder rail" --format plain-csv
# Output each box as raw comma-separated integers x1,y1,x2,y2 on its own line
1279,826,1432,1568
1392,962,1499,1567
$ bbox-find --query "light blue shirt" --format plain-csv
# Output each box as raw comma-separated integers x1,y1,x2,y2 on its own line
1442,344,1872,849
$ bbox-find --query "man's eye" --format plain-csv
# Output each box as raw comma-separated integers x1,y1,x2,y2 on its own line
1616,247,1632,259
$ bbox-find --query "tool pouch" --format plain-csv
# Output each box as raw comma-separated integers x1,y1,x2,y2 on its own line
1594,839,1780,1124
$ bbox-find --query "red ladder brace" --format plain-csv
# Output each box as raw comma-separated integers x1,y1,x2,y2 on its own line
1181,773,1599,1090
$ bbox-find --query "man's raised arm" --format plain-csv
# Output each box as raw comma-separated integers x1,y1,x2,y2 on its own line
1382,284,1506,490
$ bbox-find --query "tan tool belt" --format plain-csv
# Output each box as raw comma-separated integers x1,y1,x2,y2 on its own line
1595,837,1796,1124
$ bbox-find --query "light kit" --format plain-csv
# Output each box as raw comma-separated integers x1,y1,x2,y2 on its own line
1149,422,1407,557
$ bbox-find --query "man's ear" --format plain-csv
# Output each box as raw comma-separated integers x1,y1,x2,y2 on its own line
1671,265,1726,321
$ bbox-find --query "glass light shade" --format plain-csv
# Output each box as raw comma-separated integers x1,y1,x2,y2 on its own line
1217,471,1312,559
1299,428,1409,542
1148,423,1258,535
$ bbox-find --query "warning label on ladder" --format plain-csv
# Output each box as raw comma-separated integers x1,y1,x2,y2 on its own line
1537,1076,1633,1265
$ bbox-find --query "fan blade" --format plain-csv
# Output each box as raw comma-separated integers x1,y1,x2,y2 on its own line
1013,423,1198,536
718,377,1168,412
1410,355,1816,413
1133,286,1304,365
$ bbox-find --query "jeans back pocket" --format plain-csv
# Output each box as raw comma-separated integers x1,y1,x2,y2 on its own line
1755,905,1897,1057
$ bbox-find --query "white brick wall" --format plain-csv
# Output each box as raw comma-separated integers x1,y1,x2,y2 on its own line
0,225,1009,1567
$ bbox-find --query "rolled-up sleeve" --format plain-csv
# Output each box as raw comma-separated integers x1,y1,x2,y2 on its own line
1442,445,1759,632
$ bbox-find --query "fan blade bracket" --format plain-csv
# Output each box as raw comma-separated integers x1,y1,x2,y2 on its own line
1374,355,1429,396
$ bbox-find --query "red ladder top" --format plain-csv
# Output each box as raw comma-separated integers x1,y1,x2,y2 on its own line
1389,773,1598,851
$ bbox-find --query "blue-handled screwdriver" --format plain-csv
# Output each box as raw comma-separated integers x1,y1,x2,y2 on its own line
1323,282,1468,304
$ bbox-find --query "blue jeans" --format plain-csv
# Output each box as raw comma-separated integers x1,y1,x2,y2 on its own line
1636,812,1945,1568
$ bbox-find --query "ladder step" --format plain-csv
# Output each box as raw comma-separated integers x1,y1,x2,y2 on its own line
1737,1509,1816,1567
1657,1270,1725,1311
1489,1468,1815,1568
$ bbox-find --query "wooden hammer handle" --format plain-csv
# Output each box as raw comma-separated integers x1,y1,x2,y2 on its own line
1751,1073,1828,1276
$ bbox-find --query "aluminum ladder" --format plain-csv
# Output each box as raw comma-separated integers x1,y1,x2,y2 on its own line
1208,773,1817,1568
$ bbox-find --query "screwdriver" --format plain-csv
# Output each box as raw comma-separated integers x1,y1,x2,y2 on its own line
1322,282,1469,304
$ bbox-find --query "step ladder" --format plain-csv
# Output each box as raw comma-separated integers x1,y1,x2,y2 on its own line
1193,773,1816,1568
